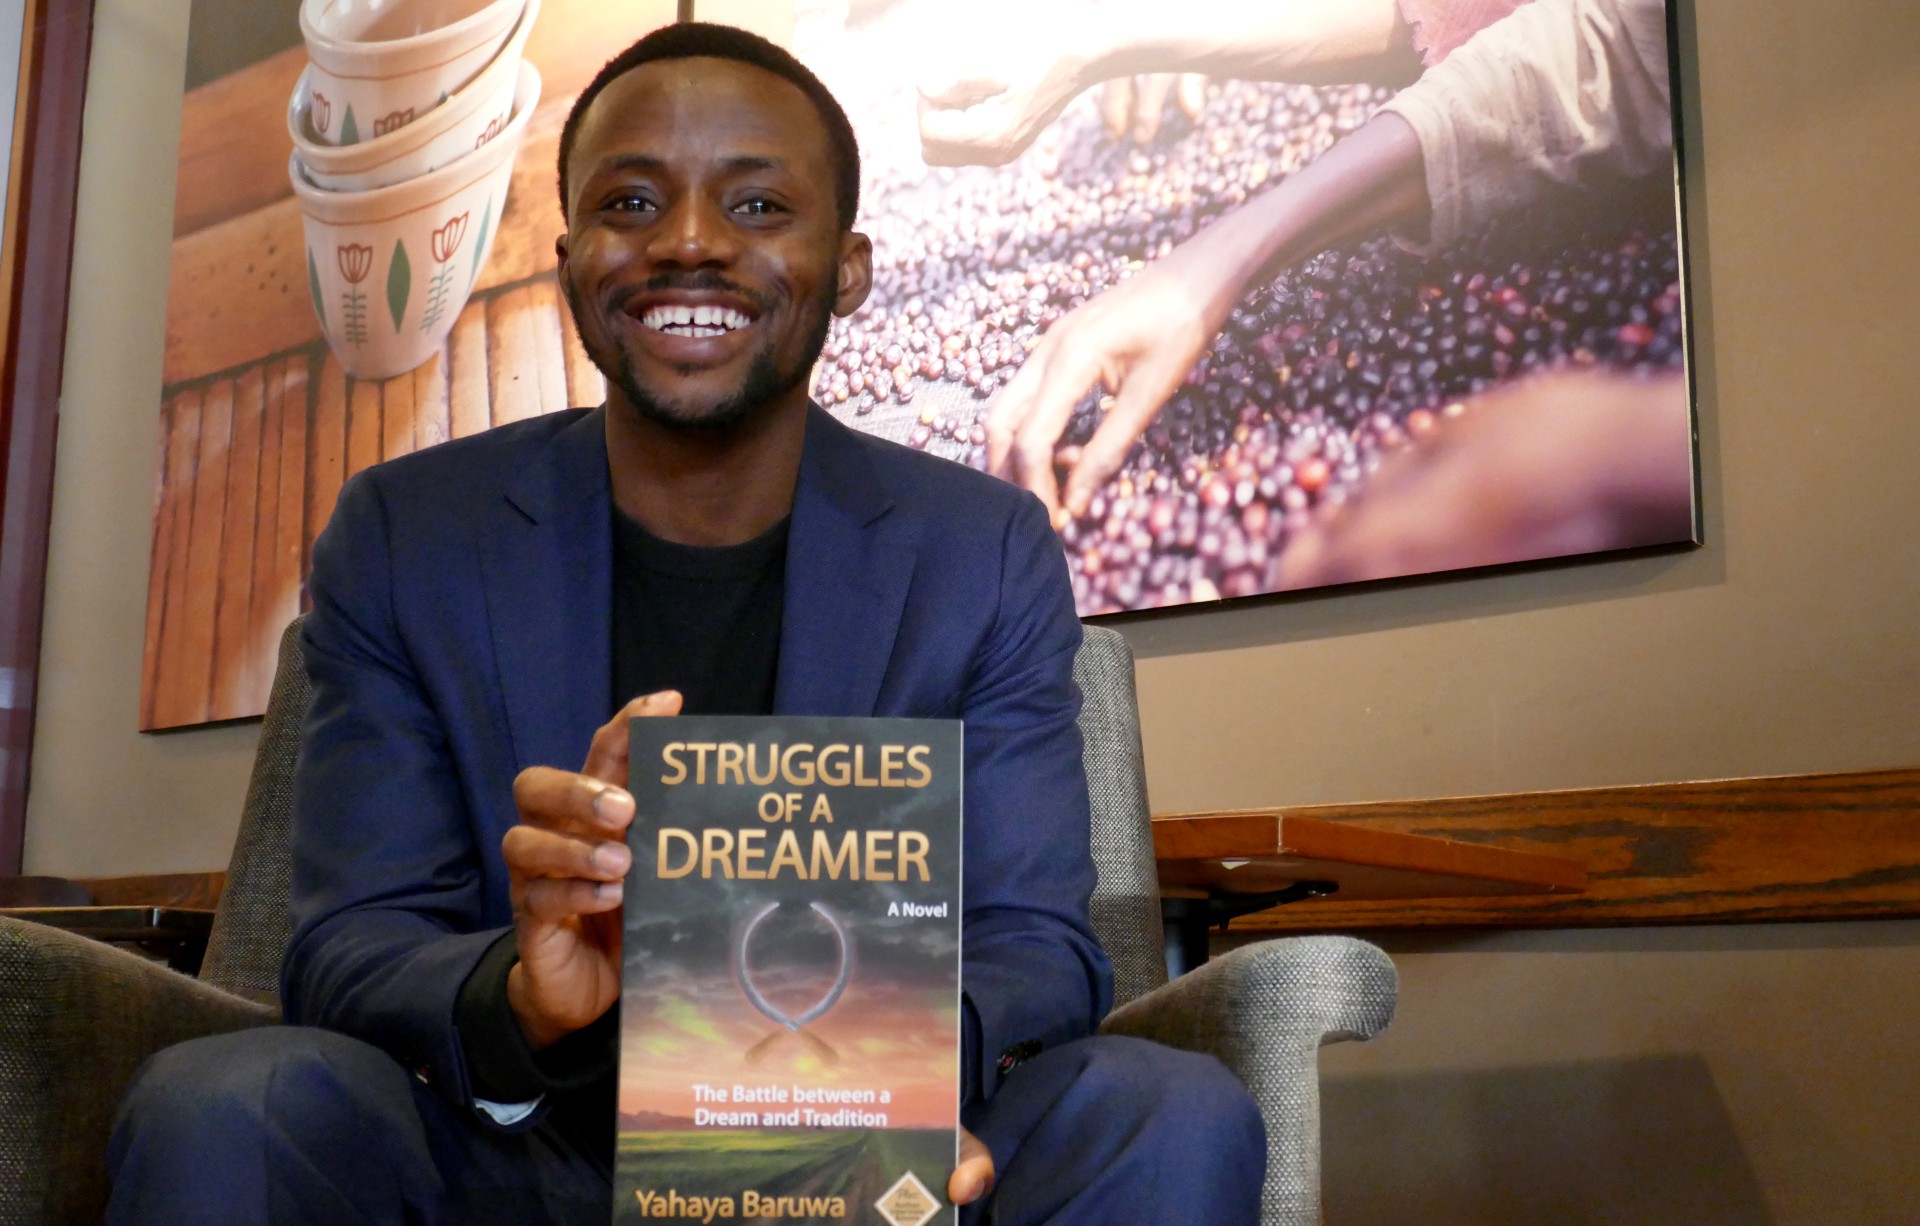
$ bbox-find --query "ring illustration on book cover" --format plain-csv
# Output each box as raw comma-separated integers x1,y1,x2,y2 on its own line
736,900,854,1066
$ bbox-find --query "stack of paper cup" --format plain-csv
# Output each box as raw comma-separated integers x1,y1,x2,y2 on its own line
289,0,543,380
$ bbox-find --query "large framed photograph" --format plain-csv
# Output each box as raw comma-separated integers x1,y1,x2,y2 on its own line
785,0,1697,612
142,0,1696,728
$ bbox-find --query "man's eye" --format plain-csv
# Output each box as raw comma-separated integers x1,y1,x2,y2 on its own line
734,197,782,216
608,194,655,213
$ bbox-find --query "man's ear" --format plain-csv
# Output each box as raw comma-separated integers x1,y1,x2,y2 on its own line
833,231,873,318
555,232,570,274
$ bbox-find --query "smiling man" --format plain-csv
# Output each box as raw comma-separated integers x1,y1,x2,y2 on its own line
104,24,1263,1226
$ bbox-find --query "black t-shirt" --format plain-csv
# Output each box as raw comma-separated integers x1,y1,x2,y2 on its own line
455,506,789,1113
609,507,788,716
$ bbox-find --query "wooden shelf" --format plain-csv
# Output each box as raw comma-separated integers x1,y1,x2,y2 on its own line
1155,812,1588,903
1160,767,1920,930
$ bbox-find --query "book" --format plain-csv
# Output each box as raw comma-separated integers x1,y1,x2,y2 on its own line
617,716,963,1226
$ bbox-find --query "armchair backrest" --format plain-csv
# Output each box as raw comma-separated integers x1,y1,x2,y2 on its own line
1073,626,1170,1009
195,619,1172,1014
197,619,307,1001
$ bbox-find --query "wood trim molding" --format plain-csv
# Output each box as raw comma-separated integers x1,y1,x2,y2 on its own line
1168,767,1920,931
0,0,95,874
57,768,1919,932
76,871,226,910
1156,812,1588,899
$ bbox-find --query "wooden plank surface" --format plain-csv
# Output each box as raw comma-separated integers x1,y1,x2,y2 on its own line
140,393,181,729
414,352,452,450
147,387,203,729
181,377,235,724
1195,768,1920,930
210,365,264,720
525,277,573,412
487,283,544,426
345,374,383,481
381,363,416,463
144,275,581,728
1155,813,1588,901
307,352,348,565
77,871,227,910
150,381,234,728
240,358,286,711
270,355,311,635
560,287,607,406
449,296,492,438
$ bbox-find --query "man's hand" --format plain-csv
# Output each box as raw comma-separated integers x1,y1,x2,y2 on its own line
950,1126,995,1206
503,690,683,1050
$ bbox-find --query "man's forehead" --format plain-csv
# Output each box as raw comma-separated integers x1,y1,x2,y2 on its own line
574,56,824,161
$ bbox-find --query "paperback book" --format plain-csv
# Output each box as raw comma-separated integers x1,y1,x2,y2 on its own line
617,716,963,1225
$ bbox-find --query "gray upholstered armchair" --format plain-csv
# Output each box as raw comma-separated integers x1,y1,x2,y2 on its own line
0,621,1394,1224
1074,628,1398,1222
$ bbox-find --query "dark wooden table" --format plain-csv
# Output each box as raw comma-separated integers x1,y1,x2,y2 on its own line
1154,812,1588,974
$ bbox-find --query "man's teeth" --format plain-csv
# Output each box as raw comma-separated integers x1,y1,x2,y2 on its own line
639,304,752,336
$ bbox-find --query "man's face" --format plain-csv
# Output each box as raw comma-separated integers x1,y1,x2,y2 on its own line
558,57,870,432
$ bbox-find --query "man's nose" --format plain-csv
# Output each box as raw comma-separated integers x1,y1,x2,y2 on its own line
647,196,739,267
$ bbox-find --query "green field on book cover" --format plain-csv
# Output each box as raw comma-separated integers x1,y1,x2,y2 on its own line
619,717,962,1225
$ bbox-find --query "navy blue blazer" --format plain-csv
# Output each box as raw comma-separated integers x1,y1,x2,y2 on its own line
283,403,1114,1112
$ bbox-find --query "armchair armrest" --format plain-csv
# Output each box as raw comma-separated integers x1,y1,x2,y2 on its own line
1099,935,1397,1226
1,916,277,1224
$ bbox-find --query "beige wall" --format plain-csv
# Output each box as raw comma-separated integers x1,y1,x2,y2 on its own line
23,0,1920,1220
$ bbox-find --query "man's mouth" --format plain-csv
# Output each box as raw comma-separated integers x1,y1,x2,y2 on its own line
638,304,754,338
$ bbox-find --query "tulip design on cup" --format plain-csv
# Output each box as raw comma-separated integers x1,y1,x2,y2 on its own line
313,92,332,137
373,108,416,139
422,213,469,333
337,242,374,346
475,113,508,150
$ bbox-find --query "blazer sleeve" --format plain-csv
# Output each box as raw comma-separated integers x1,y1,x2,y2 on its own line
960,492,1115,1105
280,469,505,1110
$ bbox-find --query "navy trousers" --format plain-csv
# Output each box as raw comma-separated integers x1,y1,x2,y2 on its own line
106,1026,1264,1225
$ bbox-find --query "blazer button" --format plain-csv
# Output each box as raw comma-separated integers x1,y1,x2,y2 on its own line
996,1040,1043,1078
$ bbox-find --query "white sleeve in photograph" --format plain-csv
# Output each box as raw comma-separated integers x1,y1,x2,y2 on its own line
1379,0,1674,250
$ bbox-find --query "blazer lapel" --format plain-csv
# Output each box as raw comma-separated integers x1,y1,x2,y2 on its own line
478,409,614,771
776,406,916,716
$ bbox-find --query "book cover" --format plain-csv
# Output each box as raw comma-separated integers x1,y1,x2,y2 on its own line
617,716,963,1225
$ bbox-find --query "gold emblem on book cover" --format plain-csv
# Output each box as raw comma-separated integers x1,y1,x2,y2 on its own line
874,1171,942,1226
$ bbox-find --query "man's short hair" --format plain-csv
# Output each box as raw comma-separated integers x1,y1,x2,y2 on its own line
556,22,862,232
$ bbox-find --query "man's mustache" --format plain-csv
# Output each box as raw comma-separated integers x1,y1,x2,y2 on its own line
609,271,772,315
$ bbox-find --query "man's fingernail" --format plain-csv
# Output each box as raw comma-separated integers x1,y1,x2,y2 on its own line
592,843,630,873
595,882,622,902
592,787,631,820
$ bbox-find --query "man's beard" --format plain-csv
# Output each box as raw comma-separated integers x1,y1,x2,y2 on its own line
563,268,835,434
